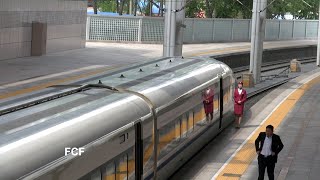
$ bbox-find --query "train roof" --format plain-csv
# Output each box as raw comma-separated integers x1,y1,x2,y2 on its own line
0,57,232,149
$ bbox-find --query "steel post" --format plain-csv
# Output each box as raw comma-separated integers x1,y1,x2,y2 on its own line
169,1,177,57
252,0,261,84
251,0,267,84
160,0,164,17
254,0,267,84
174,0,186,56
163,0,172,57
134,0,137,16
249,0,258,73
129,0,133,15
317,0,320,66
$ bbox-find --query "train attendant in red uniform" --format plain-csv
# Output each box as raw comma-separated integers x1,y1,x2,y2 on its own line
234,81,247,128
203,87,214,123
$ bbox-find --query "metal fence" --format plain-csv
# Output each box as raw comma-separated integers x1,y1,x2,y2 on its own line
87,15,319,43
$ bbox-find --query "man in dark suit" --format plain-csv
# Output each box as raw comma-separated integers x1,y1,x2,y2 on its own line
255,125,284,180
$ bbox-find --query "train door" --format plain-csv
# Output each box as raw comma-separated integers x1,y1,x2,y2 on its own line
219,77,223,129
135,122,143,180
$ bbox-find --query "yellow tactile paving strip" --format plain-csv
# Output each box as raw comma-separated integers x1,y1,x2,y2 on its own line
215,74,320,180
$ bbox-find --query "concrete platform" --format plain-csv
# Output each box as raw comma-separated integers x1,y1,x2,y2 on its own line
0,39,318,179
0,40,316,86
170,63,320,180
241,74,320,180
0,40,316,105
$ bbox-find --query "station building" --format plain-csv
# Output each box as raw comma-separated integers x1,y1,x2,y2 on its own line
0,0,87,60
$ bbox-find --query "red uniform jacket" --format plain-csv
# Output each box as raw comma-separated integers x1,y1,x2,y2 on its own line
203,88,214,114
234,88,247,115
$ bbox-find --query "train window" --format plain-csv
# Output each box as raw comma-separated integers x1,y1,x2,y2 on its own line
143,136,153,170
223,88,229,105
229,87,232,102
202,86,215,120
188,111,194,132
158,115,197,161
214,94,219,114
181,114,188,138
127,149,135,179
116,154,128,180
223,76,231,88
227,76,234,103
223,85,233,106
103,162,116,180
90,169,102,180
175,117,181,140
158,121,176,156
80,151,134,180
194,105,206,124
213,83,220,115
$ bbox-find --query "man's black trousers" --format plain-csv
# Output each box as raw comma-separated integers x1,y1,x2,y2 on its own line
258,154,275,180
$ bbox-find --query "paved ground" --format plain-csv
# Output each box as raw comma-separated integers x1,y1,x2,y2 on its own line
0,39,318,179
171,63,320,180
242,68,320,180
0,40,316,86
0,40,315,104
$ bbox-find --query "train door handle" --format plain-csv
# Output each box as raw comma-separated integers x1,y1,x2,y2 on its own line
119,133,129,144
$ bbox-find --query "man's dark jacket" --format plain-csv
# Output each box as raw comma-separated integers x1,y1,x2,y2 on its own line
255,132,284,163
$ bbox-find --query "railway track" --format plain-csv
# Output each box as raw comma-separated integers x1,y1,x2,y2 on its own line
233,57,315,74
235,57,316,99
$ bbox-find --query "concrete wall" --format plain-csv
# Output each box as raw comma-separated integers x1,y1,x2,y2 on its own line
0,0,87,60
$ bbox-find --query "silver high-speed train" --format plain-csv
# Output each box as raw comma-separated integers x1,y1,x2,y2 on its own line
0,57,234,180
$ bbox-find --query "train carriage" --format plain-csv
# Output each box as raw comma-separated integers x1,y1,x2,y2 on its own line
0,57,234,180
